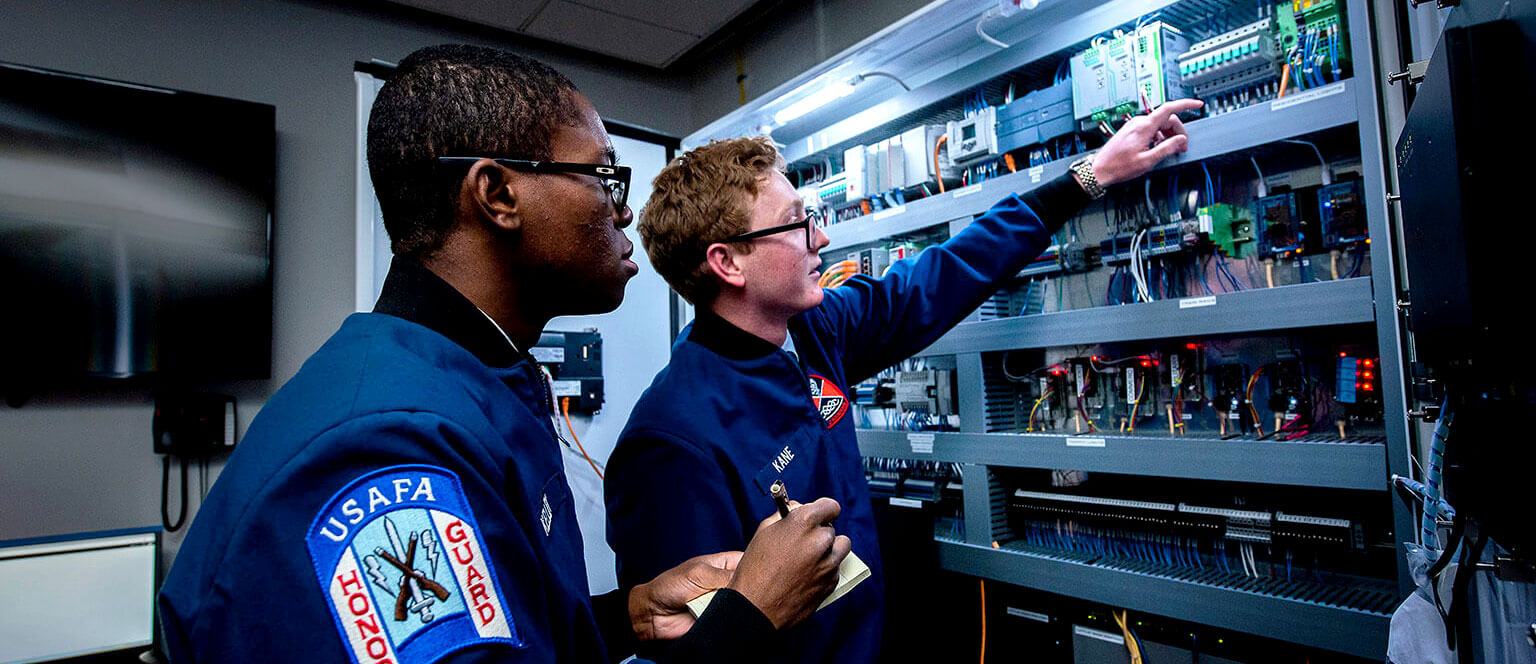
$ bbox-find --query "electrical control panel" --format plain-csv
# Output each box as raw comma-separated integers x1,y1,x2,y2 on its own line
1072,22,1189,129
1178,17,1282,98
761,0,1400,655
531,330,604,413
1318,178,1366,248
996,79,1076,154
1254,189,1319,258
947,106,999,164
895,369,958,416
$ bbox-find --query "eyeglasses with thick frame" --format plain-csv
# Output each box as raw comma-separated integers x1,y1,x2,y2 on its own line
437,156,632,211
721,207,827,251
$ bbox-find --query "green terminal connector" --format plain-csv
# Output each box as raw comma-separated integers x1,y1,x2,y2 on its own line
1201,203,1256,259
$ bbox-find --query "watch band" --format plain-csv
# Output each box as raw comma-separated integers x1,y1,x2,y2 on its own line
1071,156,1105,200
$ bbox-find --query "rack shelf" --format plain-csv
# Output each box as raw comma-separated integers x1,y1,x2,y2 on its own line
914,277,1374,356
857,429,1387,490
823,79,1359,255
937,538,1392,659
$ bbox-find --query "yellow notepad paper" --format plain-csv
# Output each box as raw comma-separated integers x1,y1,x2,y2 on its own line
685,550,871,618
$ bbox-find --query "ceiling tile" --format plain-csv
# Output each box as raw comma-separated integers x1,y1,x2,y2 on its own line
565,0,758,38
523,1,699,67
385,0,551,34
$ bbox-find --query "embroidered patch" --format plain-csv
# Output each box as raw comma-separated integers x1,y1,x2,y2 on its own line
307,465,522,664
807,373,849,429
539,494,553,536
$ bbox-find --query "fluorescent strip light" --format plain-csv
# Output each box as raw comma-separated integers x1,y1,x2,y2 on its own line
773,80,857,126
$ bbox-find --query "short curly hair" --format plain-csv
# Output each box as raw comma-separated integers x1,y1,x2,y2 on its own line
367,44,582,261
638,136,785,305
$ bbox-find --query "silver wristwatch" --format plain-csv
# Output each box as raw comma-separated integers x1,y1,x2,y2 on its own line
1070,156,1105,199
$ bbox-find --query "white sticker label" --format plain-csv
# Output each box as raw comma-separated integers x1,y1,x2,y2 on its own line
872,205,906,220
1170,212,1183,223
1270,81,1347,111
1065,436,1106,448
1179,295,1218,309
889,497,924,509
1075,626,1126,645
952,184,985,199
550,380,581,397
1028,165,1045,183
907,432,935,454
1007,607,1051,623
529,346,565,363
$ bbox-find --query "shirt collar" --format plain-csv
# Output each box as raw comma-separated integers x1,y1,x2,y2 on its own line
688,308,787,361
372,257,523,368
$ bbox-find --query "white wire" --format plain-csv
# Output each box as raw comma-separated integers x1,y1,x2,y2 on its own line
1280,139,1331,185
976,9,1010,48
1249,156,1268,198
1130,230,1152,302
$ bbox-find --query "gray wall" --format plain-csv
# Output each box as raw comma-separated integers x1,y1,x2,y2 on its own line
681,0,932,137
0,0,689,550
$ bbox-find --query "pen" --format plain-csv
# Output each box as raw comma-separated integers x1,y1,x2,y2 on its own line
770,480,791,518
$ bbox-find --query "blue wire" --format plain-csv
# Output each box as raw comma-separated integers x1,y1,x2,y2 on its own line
1301,30,1314,87
1311,31,1326,87
1331,30,1342,77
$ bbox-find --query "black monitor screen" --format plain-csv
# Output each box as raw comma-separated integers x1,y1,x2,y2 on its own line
0,62,274,381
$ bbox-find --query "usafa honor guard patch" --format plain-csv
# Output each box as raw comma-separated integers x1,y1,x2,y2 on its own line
307,465,522,663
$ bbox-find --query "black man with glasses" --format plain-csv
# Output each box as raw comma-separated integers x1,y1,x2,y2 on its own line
608,100,1202,664
159,45,852,664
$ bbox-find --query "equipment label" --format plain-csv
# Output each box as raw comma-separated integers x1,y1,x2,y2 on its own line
550,380,581,397
1007,607,1051,623
907,432,935,454
529,346,564,363
1179,295,1218,309
952,184,984,199
1028,165,1045,183
889,497,924,509
1270,81,1346,111
1065,436,1106,448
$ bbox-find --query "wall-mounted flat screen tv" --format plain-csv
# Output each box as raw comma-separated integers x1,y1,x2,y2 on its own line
0,62,274,382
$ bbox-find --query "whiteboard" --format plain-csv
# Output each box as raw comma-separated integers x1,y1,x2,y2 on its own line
0,533,155,664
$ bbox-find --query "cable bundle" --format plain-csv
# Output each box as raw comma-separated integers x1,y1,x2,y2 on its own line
818,259,858,288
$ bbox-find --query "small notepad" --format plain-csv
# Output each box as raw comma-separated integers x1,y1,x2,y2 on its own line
685,550,871,618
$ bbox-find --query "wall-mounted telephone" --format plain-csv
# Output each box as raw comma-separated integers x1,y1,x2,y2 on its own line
153,392,235,532
153,393,236,456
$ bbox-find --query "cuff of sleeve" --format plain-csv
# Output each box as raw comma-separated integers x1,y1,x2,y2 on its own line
650,588,779,664
700,588,777,646
1019,172,1093,235
591,589,637,663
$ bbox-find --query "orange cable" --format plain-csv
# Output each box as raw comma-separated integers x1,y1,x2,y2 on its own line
562,397,604,480
1278,63,1291,99
978,579,987,664
935,135,949,193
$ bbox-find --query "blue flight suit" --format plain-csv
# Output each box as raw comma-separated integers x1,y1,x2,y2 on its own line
159,259,773,664
606,175,1087,663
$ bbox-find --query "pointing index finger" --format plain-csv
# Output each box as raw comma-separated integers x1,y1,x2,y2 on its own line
1148,99,1204,127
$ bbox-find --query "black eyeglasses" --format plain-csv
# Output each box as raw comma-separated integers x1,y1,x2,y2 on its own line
438,156,632,211
722,207,826,251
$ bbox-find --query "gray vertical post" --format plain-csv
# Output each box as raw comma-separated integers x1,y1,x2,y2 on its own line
1347,0,1418,598
963,463,995,547
957,353,986,433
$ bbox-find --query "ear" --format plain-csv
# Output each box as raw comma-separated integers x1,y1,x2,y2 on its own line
704,242,747,290
461,159,521,233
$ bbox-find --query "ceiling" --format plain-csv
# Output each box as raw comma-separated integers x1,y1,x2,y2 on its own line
385,0,766,68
